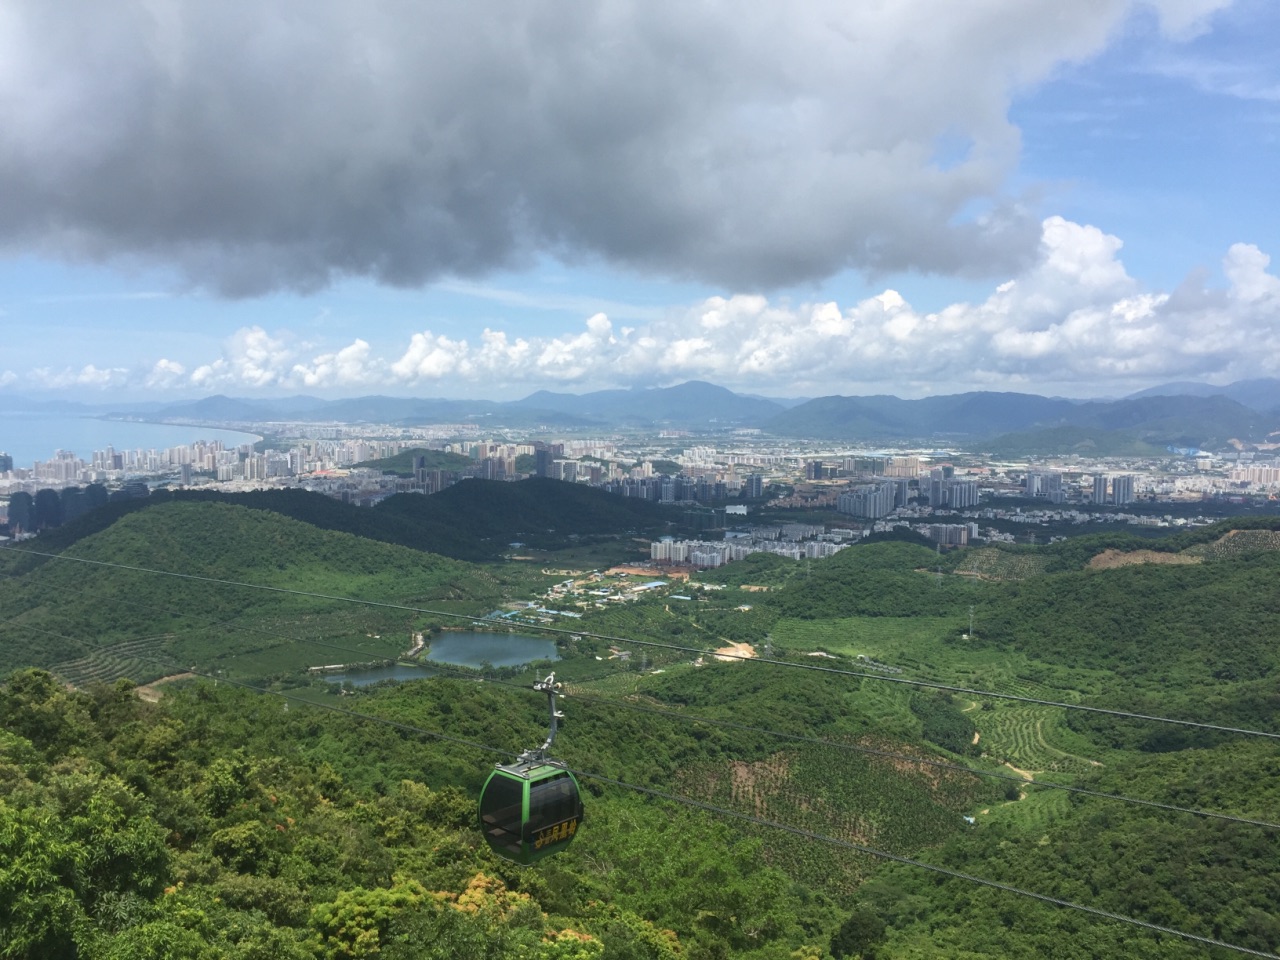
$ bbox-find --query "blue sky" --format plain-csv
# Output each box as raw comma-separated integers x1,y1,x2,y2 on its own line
1,0,1278,402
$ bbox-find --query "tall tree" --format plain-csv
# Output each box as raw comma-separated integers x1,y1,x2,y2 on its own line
33,488,63,529
60,487,86,523
6,491,34,532
83,483,110,510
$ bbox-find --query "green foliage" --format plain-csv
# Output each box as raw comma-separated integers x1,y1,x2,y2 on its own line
693,551,799,588
33,488,63,530
0,669,95,757
8,479,683,565
829,905,886,959
981,552,1280,714
977,426,1168,458
309,876,428,959
0,501,502,681
909,692,976,756
5,491,34,532
764,542,980,620
355,448,474,475
6,488,1280,959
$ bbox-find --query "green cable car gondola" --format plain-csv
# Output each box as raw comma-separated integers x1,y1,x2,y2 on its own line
479,673,584,865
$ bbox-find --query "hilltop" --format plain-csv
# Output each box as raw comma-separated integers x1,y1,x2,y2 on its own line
22,478,681,562
354,447,475,475
0,499,502,682
765,390,1274,446
76,379,1280,449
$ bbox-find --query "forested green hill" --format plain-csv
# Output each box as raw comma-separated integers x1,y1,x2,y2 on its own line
3,507,1280,958
0,500,503,683
19,477,682,561
355,447,474,474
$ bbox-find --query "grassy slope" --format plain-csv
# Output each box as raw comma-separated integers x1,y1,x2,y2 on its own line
562,534,1280,954
16,477,683,563
4,508,1280,956
354,447,474,474
0,500,503,683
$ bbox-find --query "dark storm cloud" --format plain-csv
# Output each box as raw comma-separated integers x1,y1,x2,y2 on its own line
0,1,1221,295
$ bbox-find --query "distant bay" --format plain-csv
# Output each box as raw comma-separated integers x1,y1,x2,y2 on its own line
0,414,260,470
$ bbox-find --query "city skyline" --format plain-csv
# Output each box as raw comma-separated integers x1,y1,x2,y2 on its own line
1,2,1278,402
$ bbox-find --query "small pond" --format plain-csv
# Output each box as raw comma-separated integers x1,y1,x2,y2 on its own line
426,631,559,669
325,631,558,686
323,664,438,687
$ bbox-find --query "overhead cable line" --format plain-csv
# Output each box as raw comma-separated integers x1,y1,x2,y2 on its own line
1,625,1272,960
4,544,1279,741
3,572,1276,834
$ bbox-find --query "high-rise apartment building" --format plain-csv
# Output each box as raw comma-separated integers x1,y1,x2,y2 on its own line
1025,470,1064,503
1112,474,1135,505
837,482,897,519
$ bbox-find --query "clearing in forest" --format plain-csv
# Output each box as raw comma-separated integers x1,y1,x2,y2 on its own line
1088,549,1201,570
953,549,1048,581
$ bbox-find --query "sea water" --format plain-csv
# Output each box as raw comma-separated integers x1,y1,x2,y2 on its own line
0,414,260,469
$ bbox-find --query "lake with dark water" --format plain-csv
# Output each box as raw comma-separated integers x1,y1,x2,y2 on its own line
426,631,559,669
0,414,260,469
324,631,559,687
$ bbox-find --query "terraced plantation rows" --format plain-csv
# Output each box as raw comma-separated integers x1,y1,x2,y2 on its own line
976,705,1102,775
678,740,993,896
953,549,1049,581
50,634,174,687
1189,528,1280,558
985,782,1073,833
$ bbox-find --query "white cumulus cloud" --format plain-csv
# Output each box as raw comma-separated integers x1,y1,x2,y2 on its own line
145,359,186,389
191,326,292,389
292,339,379,388
11,217,1280,399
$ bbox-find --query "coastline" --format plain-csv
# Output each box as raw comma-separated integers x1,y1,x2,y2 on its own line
0,412,262,471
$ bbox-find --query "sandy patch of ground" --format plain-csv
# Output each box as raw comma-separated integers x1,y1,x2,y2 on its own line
606,564,692,580
713,642,757,662
1088,549,1201,570
1003,761,1035,781
135,673,196,703
727,755,792,814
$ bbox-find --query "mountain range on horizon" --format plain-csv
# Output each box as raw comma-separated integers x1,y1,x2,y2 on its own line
4,378,1280,450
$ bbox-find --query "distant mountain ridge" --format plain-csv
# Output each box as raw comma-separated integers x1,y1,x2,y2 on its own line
61,378,1280,447
115,381,783,429
765,391,1274,447
511,380,785,425
1127,377,1280,413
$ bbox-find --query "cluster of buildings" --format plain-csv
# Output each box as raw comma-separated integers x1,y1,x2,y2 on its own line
1027,469,1136,505
652,524,853,569
13,415,1280,553
832,469,979,520
923,522,981,546
1227,463,1280,486
0,441,252,494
